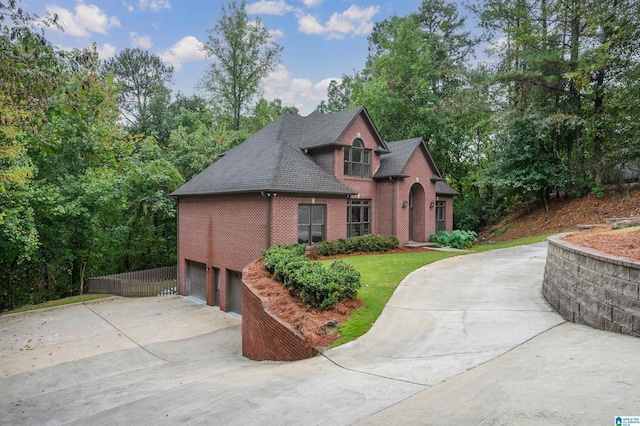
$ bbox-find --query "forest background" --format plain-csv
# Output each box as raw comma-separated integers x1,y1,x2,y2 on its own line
2,0,639,310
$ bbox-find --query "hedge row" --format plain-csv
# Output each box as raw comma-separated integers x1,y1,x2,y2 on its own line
311,234,399,257
263,244,361,310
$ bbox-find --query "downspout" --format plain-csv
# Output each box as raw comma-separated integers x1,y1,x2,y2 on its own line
390,177,397,236
175,197,181,295
262,192,272,248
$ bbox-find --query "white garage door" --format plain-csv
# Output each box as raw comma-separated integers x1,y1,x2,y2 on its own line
187,260,206,303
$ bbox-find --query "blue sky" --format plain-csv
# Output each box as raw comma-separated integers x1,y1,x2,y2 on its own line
26,0,480,115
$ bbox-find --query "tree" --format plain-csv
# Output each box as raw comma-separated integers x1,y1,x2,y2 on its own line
349,0,479,176
101,47,174,135
316,77,353,113
200,0,282,130
245,98,298,133
0,1,62,309
473,0,640,199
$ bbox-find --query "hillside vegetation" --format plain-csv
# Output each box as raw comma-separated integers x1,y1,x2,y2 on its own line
481,186,640,242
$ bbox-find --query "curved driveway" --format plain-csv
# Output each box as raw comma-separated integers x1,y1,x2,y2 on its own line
2,242,639,425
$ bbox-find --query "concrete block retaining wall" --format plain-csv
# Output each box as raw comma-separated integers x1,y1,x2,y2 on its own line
543,235,640,337
241,265,318,361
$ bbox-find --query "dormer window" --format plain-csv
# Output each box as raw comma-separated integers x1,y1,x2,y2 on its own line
344,139,371,178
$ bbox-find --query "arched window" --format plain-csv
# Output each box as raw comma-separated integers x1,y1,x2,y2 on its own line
344,139,371,178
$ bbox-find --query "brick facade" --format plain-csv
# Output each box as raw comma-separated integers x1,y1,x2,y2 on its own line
242,265,318,361
175,110,458,360
177,113,456,311
177,194,269,311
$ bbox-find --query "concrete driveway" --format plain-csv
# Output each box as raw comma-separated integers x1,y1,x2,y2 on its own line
2,242,639,425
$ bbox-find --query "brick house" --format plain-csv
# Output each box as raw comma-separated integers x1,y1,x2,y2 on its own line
171,106,458,314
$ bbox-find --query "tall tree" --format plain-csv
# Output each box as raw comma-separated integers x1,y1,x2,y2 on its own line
0,1,63,309
101,48,174,136
349,0,479,177
200,0,282,130
474,0,640,201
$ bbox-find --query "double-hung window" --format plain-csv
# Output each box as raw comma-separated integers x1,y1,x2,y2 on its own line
298,204,325,245
347,199,371,237
344,139,371,178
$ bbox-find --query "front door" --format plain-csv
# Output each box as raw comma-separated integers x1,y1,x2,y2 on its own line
408,189,414,241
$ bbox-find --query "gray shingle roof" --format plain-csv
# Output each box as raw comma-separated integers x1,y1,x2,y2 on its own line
374,137,423,178
171,112,356,197
436,181,460,196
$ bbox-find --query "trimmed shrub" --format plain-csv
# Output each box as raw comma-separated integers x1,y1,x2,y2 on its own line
429,230,478,249
263,244,305,273
262,244,361,310
313,234,399,257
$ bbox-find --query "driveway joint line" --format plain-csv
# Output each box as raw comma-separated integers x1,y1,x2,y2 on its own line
82,302,173,364
319,352,429,388
384,305,556,313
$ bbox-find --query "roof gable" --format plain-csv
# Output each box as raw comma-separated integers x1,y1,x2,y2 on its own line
300,106,389,152
375,137,441,179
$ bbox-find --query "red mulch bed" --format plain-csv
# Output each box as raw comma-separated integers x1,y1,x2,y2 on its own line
563,225,640,262
245,246,431,349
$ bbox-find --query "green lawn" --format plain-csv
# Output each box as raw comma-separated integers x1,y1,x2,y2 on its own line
1,294,115,316
325,233,553,346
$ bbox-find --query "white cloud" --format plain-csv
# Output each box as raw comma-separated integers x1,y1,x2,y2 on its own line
291,78,313,93
263,64,339,114
138,0,171,12
263,64,292,88
247,0,294,15
297,13,324,35
269,28,285,39
301,0,323,7
122,1,134,12
325,5,378,38
159,36,208,71
45,4,120,38
130,32,153,49
296,5,379,39
96,43,117,59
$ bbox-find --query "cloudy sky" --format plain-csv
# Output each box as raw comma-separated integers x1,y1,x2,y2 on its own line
27,0,476,114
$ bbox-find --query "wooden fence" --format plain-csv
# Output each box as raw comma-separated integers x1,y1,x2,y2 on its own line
88,265,177,297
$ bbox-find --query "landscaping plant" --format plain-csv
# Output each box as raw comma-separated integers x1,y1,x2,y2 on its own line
263,244,361,310
429,230,478,249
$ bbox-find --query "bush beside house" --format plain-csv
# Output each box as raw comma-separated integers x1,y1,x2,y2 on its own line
263,244,361,310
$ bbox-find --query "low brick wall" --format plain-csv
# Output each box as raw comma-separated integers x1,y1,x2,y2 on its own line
241,264,318,361
543,235,640,337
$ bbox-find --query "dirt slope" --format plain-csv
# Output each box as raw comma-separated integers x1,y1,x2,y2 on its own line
481,186,640,242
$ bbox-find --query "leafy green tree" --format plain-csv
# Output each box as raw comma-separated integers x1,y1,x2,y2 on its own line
167,118,244,181
0,1,62,309
101,47,174,136
200,0,283,130
245,98,298,133
316,77,353,113
353,0,478,153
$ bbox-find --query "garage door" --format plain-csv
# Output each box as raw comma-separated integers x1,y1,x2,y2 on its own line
227,270,242,316
187,260,206,303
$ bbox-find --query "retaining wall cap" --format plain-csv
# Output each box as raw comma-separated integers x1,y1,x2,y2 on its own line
547,234,640,270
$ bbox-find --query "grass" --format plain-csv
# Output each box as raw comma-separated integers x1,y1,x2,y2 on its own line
1,294,115,316
325,232,555,346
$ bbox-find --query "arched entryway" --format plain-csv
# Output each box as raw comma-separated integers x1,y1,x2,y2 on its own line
408,183,425,242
